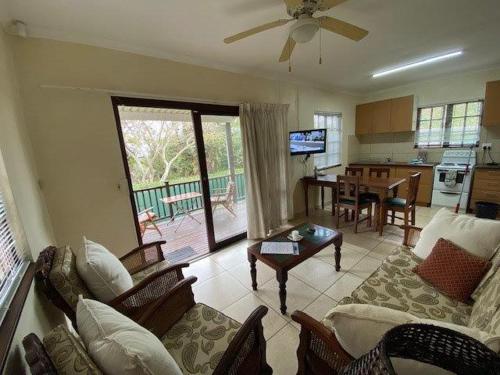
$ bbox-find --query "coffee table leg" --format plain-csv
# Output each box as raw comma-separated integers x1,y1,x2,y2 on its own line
334,245,342,272
277,270,288,315
248,254,257,291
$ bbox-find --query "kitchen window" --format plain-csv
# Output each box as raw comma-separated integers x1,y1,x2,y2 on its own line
415,100,483,148
314,112,342,168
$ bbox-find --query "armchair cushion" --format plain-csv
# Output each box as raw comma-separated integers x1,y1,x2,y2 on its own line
469,269,500,333
43,324,102,375
131,260,171,284
162,303,242,375
77,297,182,375
49,245,93,311
76,237,133,303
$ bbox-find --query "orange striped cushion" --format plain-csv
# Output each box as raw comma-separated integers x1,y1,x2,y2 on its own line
413,238,491,303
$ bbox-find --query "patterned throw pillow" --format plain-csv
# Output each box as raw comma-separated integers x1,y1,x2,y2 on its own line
413,238,491,303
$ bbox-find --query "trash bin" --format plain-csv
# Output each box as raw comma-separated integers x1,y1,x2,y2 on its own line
475,201,499,219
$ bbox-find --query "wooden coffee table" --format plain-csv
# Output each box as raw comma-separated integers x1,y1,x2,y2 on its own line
247,223,342,315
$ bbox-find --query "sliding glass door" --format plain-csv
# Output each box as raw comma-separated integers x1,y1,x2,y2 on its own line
112,97,246,262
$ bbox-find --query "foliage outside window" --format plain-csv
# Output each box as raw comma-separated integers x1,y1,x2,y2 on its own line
415,100,483,148
314,112,342,168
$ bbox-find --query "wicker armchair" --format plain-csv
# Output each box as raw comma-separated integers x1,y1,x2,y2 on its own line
23,275,272,375
291,226,424,375
35,241,187,328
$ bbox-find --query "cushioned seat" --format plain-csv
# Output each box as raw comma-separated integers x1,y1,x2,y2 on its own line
339,197,371,206
384,197,407,207
131,260,171,284
338,246,472,326
162,303,242,375
360,192,379,202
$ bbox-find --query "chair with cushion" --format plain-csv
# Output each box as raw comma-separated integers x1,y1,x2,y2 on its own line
336,175,372,233
359,167,391,231
211,180,237,217
35,240,187,328
23,281,272,375
383,172,421,231
137,207,162,237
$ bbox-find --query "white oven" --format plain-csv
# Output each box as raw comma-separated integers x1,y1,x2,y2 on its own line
432,150,476,208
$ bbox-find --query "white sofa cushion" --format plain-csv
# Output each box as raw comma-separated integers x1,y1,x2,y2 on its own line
77,297,182,375
76,237,133,302
413,208,500,260
323,304,500,375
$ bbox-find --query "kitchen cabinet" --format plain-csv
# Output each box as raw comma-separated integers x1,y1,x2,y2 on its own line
468,167,500,217
483,80,500,127
355,95,414,134
372,99,392,133
355,102,373,135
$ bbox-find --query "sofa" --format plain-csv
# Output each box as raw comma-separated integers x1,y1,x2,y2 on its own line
292,209,500,374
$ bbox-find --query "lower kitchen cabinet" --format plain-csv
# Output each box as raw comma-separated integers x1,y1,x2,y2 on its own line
468,168,500,217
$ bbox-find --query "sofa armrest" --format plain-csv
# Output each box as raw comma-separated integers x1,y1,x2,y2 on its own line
137,276,197,337
214,305,271,375
400,225,423,247
119,241,166,274
109,265,188,323
291,311,354,375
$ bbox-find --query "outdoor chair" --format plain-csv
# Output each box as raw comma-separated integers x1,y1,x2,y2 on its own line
23,275,273,375
137,207,162,237
211,181,237,217
35,240,186,328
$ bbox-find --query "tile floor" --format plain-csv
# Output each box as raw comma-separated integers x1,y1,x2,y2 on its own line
185,205,441,374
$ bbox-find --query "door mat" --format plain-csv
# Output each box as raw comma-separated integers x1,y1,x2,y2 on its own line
165,246,197,263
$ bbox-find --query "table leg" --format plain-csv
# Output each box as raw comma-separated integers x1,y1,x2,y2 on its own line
321,187,325,209
332,187,336,216
378,190,388,236
334,245,342,272
277,270,288,315
305,183,309,216
248,254,257,291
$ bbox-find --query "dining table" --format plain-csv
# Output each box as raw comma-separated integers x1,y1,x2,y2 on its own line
302,174,407,235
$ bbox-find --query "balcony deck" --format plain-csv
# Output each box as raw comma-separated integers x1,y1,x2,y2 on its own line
142,200,247,262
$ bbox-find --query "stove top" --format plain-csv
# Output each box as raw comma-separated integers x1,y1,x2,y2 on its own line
438,149,476,170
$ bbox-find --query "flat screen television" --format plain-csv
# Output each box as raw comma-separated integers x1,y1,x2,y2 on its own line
289,129,327,156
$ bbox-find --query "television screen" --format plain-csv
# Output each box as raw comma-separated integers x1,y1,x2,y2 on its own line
289,129,327,155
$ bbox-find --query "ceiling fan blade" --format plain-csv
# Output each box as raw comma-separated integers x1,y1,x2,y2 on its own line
283,0,303,8
279,36,296,62
224,19,292,44
319,16,368,41
318,0,349,11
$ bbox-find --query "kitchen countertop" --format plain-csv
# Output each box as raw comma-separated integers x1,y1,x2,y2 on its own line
475,164,500,170
350,161,436,168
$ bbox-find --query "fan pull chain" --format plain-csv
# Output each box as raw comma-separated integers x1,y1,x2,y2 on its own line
319,27,323,65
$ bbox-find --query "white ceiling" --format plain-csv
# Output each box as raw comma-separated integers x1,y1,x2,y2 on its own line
3,0,500,93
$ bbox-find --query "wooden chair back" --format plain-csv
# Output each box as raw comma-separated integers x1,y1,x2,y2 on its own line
345,167,364,176
406,172,421,207
369,167,390,178
337,175,360,202
226,181,236,203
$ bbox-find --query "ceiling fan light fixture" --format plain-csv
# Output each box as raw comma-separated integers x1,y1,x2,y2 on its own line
290,16,319,43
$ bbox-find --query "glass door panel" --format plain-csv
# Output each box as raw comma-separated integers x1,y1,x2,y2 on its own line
200,115,247,242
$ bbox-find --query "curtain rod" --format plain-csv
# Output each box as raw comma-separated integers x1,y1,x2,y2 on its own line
39,84,241,106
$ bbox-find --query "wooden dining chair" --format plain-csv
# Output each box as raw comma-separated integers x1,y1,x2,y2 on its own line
345,166,364,176
368,167,390,178
383,172,421,229
336,175,372,233
362,167,392,229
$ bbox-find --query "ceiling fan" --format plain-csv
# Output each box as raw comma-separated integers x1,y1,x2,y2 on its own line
224,0,368,63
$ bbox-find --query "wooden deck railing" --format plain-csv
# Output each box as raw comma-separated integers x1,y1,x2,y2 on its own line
133,173,245,221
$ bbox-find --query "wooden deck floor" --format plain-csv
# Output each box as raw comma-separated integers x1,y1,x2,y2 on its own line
143,201,247,262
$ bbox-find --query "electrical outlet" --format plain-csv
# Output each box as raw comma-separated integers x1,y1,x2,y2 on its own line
482,143,492,150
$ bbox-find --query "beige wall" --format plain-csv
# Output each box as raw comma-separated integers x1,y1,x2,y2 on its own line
10,37,360,256
0,30,64,373
354,67,500,164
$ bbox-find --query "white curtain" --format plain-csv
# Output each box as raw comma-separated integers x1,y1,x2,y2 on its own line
240,103,289,239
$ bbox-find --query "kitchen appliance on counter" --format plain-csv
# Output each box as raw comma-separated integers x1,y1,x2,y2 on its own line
432,149,476,209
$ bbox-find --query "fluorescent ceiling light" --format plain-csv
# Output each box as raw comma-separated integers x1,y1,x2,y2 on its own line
372,51,463,78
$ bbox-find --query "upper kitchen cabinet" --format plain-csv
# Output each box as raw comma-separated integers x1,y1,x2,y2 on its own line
372,99,392,133
390,95,414,132
483,80,500,127
355,102,374,135
355,95,414,134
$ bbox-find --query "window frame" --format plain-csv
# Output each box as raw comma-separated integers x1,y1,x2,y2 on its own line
313,112,342,169
415,99,483,149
